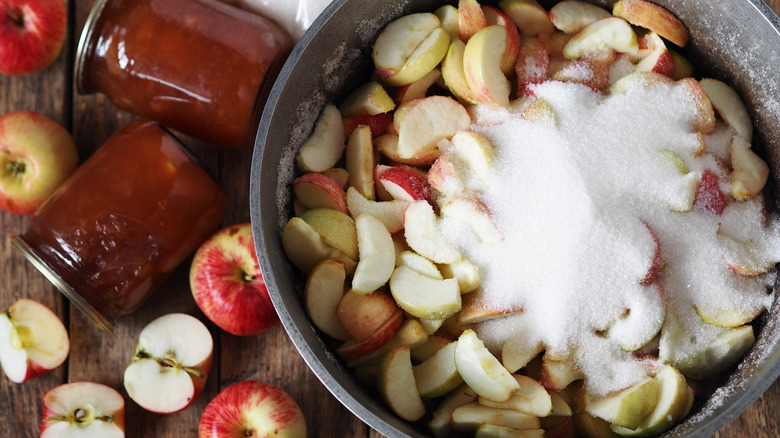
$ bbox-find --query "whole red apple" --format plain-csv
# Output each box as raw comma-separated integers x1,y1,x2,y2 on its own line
190,223,278,336
0,0,67,75
199,380,306,438
0,110,78,214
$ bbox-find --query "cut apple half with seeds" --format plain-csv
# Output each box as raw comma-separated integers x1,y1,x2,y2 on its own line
455,329,521,402
464,25,512,107
123,313,213,414
563,17,638,60
296,104,345,173
40,382,125,438
390,264,462,319
351,214,396,294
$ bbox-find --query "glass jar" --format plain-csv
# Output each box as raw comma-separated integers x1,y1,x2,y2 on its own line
12,119,228,332
75,0,292,148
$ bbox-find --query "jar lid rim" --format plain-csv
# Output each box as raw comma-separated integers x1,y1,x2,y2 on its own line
74,0,111,96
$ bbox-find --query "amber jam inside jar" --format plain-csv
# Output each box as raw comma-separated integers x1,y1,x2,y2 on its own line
75,0,292,148
12,119,228,332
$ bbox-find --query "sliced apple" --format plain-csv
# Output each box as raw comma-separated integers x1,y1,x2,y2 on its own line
464,25,512,107
669,49,693,80
612,0,689,47
479,374,553,417
346,186,408,234
605,283,666,352
305,259,350,340
404,200,462,263
375,133,440,166
293,172,347,213
459,291,523,325
692,168,726,215
429,384,479,438
345,125,376,200
521,97,557,125
700,78,753,143
396,250,442,279
352,215,396,294
455,329,521,402
609,70,673,94
441,39,481,105
373,12,450,87
563,17,638,60
395,68,442,104
502,336,543,373
515,37,550,89
336,308,404,362
483,5,521,75
323,167,350,188
551,55,613,90
412,335,453,362
395,95,471,160
440,257,482,294
339,81,396,117
539,356,583,392
676,77,715,134
376,165,434,205
633,32,674,78
499,0,555,38
377,345,426,421
414,341,464,398
718,230,777,277
550,1,611,34
459,0,489,41
440,195,503,245
446,130,496,190
337,288,398,343
677,324,755,380
435,4,460,40
476,425,545,437
428,154,465,197
609,366,693,437
584,376,659,430
730,135,769,200
296,104,345,173
390,264,462,319
282,217,355,274
300,208,359,261
451,402,541,432
347,318,429,368
343,113,393,139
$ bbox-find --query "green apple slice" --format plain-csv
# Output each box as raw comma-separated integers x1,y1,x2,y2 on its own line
414,341,464,398
300,208,359,261
455,329,520,402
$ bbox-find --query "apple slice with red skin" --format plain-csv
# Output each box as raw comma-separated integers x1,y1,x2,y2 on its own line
693,168,727,215
459,0,488,41
394,95,471,161
0,298,69,383
482,5,521,75
198,380,306,438
464,25,511,107
613,0,689,47
0,110,79,215
376,165,434,206
343,113,392,139
123,313,213,414
677,78,716,135
337,308,404,362
296,104,345,173
377,345,426,422
516,37,550,91
375,133,440,167
190,223,278,336
40,382,125,438
441,39,481,105
428,155,465,197
347,318,429,368
293,172,348,213
640,221,662,285
562,17,638,59
634,32,675,78
345,125,376,200
305,259,350,340
0,0,67,75
337,288,398,343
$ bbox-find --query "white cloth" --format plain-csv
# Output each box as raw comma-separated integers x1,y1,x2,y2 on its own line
222,0,334,40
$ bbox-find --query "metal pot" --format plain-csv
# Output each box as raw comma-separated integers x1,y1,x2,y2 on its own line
250,1,780,436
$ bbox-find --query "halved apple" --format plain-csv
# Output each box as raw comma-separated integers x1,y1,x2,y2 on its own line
455,329,521,402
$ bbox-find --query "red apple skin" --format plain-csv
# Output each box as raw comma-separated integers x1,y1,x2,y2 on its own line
343,113,393,139
336,309,404,362
0,110,78,215
376,165,434,206
293,172,348,213
337,289,399,342
190,223,278,336
0,0,67,75
199,380,306,438
693,168,727,216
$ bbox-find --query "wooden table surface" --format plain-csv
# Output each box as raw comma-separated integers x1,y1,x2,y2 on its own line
1,1,779,437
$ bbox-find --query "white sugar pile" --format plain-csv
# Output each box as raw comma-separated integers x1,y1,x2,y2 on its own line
441,80,780,396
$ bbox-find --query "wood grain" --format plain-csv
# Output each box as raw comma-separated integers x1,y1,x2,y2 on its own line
1,1,779,437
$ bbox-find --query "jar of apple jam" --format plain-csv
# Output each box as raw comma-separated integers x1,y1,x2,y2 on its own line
74,0,292,148
11,119,228,332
